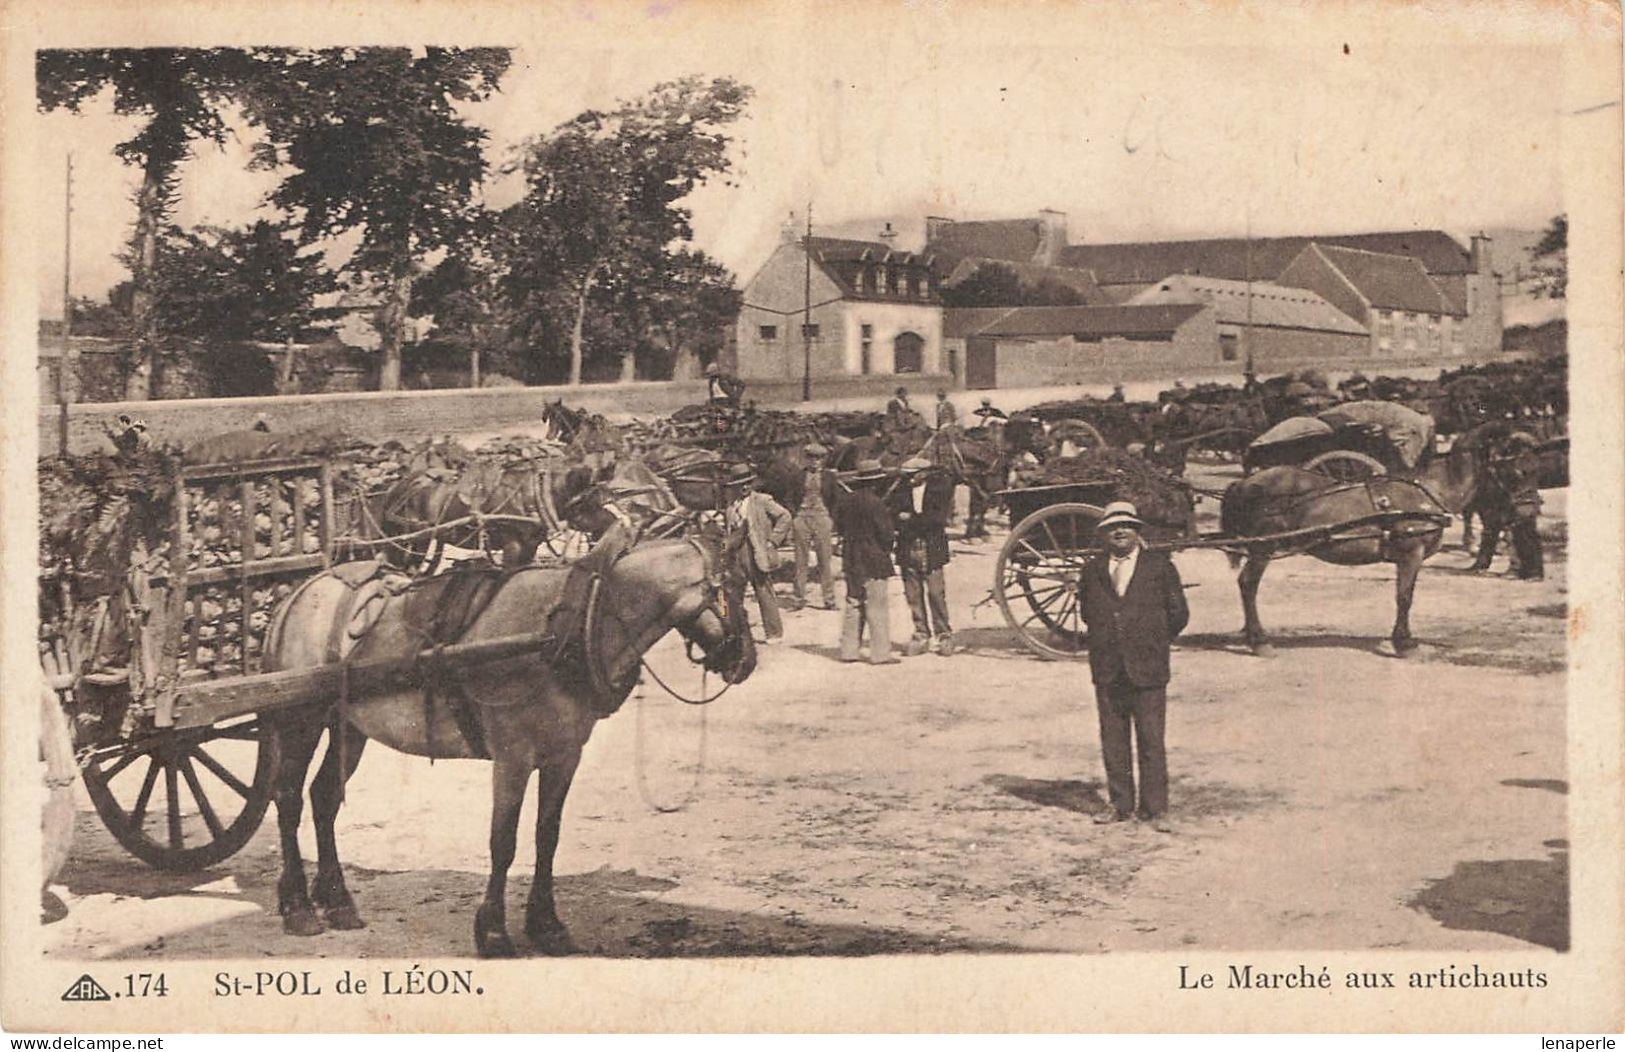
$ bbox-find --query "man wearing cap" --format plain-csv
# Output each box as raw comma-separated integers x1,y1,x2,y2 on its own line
892,457,956,656
791,442,839,611
834,459,899,664
971,396,1007,423
1078,502,1189,832
934,390,959,432
727,476,792,643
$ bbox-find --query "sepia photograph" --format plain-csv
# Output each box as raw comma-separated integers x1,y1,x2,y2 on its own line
3,0,1621,1034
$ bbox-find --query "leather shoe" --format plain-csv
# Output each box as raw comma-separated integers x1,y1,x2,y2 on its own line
1145,815,1174,834
1092,810,1130,825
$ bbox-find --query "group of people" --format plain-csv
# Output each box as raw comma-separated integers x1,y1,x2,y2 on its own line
722,442,960,663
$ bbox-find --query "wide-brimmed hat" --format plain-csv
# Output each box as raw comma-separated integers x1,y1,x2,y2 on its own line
803,441,829,457
1096,501,1145,531
979,396,993,406
901,456,932,473
846,458,888,481
704,362,720,376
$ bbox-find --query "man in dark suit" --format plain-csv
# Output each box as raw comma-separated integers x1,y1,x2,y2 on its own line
891,457,957,656
834,459,899,664
1078,501,1189,833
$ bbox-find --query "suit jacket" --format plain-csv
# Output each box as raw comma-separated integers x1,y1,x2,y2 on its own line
835,488,895,583
730,491,792,573
1078,547,1189,688
889,475,954,573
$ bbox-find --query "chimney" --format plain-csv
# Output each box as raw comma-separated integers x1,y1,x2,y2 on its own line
925,215,953,245
780,211,798,245
1036,208,1069,264
878,221,899,250
1469,232,1493,274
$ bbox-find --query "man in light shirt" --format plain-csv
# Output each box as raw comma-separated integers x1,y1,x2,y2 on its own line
1077,502,1189,833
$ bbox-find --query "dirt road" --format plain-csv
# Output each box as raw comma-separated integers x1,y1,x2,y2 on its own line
44,474,1568,960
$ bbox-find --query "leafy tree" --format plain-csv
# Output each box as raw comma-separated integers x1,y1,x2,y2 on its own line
144,220,342,343
245,47,511,389
940,261,1090,308
409,238,520,384
504,76,752,384
610,248,741,380
1531,214,1566,299
37,47,262,399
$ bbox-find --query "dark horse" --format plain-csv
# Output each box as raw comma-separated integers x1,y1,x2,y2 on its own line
1220,468,1458,657
366,458,603,571
260,534,757,956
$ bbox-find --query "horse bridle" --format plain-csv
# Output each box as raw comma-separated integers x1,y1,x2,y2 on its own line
584,533,749,707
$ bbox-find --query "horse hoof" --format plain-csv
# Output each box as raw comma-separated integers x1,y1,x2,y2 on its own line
282,908,325,937
322,905,367,931
476,929,519,959
1250,643,1277,659
1392,640,1418,658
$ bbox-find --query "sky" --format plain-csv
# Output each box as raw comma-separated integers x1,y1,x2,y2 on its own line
31,2,1576,319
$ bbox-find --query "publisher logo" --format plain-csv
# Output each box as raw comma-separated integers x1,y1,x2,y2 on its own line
61,974,111,1002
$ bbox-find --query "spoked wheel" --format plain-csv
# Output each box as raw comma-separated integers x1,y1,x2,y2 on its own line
1303,450,1386,481
540,527,594,562
994,502,1102,660
80,715,277,872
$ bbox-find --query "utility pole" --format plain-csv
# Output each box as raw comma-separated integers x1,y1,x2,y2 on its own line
58,153,74,456
1242,224,1256,388
801,203,813,402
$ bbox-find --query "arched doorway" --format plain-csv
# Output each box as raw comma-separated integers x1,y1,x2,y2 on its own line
894,331,924,374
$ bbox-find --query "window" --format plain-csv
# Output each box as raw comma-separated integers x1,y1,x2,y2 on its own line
887,267,900,295
860,324,873,338
759,325,778,340
864,267,879,295
801,323,820,339
860,324,873,374
1219,333,1239,361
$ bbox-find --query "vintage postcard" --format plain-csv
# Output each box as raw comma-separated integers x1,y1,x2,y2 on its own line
2,0,1621,1034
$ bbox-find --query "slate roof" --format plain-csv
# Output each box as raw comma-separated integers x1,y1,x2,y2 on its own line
1308,244,1459,316
1127,274,1367,334
1058,230,1475,285
946,303,1206,339
803,236,939,303
924,219,1046,269
944,258,1110,304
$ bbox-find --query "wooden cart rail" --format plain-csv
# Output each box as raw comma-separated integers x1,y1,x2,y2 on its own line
167,628,555,730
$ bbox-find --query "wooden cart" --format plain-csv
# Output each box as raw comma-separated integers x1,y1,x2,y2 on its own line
41,453,555,872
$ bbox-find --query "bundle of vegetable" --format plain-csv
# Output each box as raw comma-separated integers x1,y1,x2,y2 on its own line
1024,448,1193,533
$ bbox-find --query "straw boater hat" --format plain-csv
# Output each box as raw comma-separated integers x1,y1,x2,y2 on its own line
1096,501,1145,531
901,456,932,473
803,441,829,457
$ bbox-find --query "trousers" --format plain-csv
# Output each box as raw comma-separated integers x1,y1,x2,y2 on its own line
1095,679,1168,818
838,577,893,663
792,511,837,607
741,555,783,640
901,565,951,640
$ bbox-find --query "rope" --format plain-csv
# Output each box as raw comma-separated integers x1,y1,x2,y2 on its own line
632,682,711,814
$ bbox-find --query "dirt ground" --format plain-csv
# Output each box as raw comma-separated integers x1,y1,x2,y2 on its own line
43,468,1569,961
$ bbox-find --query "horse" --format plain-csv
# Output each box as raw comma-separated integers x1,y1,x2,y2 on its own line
259,532,757,957
364,458,604,571
1219,469,1450,657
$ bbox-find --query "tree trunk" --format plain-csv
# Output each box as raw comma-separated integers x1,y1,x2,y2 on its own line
125,142,175,402
569,263,602,386
376,268,414,391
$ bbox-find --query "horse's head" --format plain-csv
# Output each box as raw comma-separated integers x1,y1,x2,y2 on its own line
672,528,757,684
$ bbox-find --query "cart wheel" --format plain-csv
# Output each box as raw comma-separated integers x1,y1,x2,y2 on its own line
1049,418,1107,453
540,527,593,562
81,716,277,872
994,502,1102,660
1303,450,1386,481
